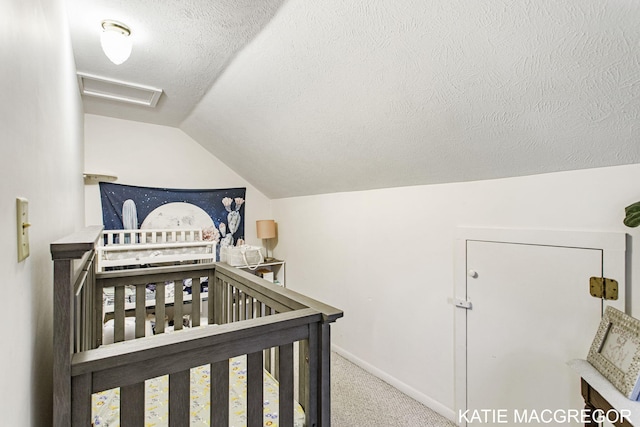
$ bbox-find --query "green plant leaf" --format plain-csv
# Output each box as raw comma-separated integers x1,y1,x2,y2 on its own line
624,211,640,228
625,201,640,215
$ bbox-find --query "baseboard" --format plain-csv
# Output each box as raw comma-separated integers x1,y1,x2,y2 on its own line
331,344,457,423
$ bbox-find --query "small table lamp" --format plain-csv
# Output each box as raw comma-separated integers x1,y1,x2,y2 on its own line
256,220,277,261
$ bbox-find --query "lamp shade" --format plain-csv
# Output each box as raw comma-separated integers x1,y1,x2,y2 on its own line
256,220,276,239
101,20,132,65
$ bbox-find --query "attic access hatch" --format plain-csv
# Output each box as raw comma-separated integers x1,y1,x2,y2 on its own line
77,73,163,107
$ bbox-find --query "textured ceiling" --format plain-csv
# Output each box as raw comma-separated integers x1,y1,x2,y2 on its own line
66,0,286,126
68,0,640,198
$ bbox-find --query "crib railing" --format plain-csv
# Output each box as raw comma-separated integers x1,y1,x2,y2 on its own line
52,226,342,427
101,228,204,245
96,227,215,272
97,263,216,344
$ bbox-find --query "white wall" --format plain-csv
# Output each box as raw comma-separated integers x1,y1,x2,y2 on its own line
273,163,640,420
84,114,272,244
0,0,84,425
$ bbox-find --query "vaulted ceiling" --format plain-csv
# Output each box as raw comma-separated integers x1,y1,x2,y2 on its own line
67,0,640,199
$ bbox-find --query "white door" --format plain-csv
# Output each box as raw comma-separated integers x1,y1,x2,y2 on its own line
455,228,626,427
468,242,600,426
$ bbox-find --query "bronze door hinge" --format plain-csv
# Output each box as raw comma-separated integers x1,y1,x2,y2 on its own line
589,277,619,300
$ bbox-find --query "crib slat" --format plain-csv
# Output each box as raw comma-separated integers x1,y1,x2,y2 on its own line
114,286,125,342
298,340,309,411
213,275,221,325
234,288,240,322
228,285,235,323
135,284,146,338
192,277,201,327
263,310,277,378
247,351,264,427
80,274,87,350
264,306,272,373
228,285,234,323
174,281,183,330
78,282,88,351
240,292,246,321
223,280,230,324
259,303,270,371
239,292,245,321
90,266,97,348
211,360,229,426
121,382,145,426
169,370,190,425
279,343,294,426
274,346,280,380
208,270,215,325
243,292,249,320
155,283,165,334
95,277,104,347
243,294,248,319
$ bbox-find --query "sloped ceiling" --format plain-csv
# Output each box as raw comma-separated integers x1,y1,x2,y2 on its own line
68,0,640,199
67,0,287,126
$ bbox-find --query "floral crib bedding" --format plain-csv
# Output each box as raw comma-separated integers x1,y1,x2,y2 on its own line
92,355,305,427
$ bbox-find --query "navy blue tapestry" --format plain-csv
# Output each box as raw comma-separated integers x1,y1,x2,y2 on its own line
99,182,246,247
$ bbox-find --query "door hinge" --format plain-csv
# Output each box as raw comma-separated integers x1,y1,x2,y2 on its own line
589,277,618,300
454,298,472,309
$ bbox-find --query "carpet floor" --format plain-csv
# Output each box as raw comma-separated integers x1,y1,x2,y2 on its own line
331,352,457,427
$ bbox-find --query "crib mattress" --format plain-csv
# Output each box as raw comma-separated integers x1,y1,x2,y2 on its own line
92,355,305,427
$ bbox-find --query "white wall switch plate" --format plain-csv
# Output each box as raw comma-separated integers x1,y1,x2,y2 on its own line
16,197,30,262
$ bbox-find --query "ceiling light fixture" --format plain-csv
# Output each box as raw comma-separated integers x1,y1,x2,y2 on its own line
100,20,132,65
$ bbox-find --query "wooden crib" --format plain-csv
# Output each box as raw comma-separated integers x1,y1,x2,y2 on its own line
96,228,216,272
52,226,342,426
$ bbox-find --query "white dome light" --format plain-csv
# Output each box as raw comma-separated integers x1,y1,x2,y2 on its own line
100,20,132,65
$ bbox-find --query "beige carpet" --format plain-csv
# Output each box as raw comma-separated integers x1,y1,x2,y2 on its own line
331,352,457,427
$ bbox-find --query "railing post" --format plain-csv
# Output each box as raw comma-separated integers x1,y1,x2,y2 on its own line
306,324,318,426
51,226,103,427
53,258,74,427
71,373,92,426
303,319,334,427
318,322,332,427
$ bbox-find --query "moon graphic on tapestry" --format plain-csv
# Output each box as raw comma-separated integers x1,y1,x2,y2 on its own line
141,202,214,231
99,183,246,247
